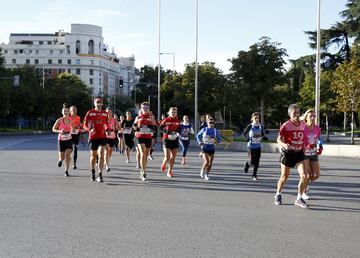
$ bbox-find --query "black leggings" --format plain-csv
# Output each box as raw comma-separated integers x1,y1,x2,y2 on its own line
73,144,78,164
179,139,190,157
248,148,261,177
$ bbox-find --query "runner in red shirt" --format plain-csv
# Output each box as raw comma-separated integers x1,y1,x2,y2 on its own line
133,102,157,181
274,104,309,208
159,107,181,178
83,98,108,183
69,106,81,170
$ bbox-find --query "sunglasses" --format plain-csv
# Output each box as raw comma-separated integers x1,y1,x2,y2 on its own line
141,106,149,109
96,101,102,104
209,121,215,124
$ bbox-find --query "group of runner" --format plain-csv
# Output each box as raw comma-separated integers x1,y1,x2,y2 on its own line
52,100,322,208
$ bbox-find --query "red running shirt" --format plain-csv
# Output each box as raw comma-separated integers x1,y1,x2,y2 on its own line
83,109,108,140
135,113,155,139
160,116,180,140
279,120,306,151
69,115,81,134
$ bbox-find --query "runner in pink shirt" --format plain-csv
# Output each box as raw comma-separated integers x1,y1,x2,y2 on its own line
104,107,120,172
302,109,323,200
274,104,309,208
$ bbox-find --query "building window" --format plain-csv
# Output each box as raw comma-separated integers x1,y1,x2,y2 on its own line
76,68,81,75
58,59,62,64
12,59,16,64
90,69,94,75
39,41,43,45
14,50,18,54
90,60,94,65
66,45,70,54
67,59,71,64
67,68,71,73
47,41,52,45
99,78,101,85
76,40,80,54
49,50,53,55
35,50,39,55
48,69,52,75
88,40,94,54
29,50,32,54
35,59,39,64
48,59,52,64
4,50,8,54
26,59,30,64
90,78,94,85
76,59,80,65
59,50,64,54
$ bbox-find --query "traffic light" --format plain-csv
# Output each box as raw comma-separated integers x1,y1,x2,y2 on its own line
119,79,123,88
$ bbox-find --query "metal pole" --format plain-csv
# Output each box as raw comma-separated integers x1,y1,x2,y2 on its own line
315,0,321,125
157,0,161,121
172,53,175,71
194,0,199,132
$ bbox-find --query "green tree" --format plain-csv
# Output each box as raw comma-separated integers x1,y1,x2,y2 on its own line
228,37,287,125
46,73,92,118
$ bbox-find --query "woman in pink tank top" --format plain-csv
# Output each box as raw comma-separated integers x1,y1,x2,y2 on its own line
301,109,323,200
52,105,74,177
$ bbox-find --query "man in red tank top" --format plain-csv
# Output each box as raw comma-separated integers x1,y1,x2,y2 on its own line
83,98,108,183
274,104,309,208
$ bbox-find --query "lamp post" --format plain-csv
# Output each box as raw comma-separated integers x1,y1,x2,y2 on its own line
157,0,161,121
315,0,321,125
351,97,354,145
194,0,199,132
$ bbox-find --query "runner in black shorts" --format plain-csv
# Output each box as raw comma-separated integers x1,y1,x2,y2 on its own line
122,111,135,163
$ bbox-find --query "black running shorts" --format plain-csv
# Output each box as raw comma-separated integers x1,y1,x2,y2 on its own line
135,138,152,148
280,149,304,168
58,139,73,152
89,138,106,151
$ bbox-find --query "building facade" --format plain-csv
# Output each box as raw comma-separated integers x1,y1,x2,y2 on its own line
0,24,136,97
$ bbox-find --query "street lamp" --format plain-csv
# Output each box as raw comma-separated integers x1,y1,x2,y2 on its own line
194,0,199,132
350,97,355,145
315,0,321,125
157,0,161,121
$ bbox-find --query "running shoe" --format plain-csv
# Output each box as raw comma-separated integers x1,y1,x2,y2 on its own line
161,163,166,173
252,176,258,181
294,198,309,208
180,158,186,165
200,169,204,178
58,160,62,168
126,159,130,163
167,170,174,178
302,191,310,200
244,162,249,173
96,174,103,183
73,164,77,169
106,166,111,172
149,155,154,160
204,173,210,180
90,171,96,182
274,194,282,205
64,171,70,177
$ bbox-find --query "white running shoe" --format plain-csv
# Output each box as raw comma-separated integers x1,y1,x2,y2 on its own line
126,159,130,163
200,170,204,178
204,174,210,180
294,198,309,208
302,191,310,200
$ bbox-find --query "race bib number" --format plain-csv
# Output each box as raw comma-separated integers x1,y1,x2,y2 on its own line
60,133,72,141
107,131,116,139
251,136,261,144
71,128,80,135
124,128,132,134
180,136,189,141
203,136,215,145
167,132,179,140
140,127,151,134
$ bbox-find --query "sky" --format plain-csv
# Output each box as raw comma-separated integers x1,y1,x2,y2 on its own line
0,0,348,74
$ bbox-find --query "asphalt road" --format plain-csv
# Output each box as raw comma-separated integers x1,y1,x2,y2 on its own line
0,135,359,258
